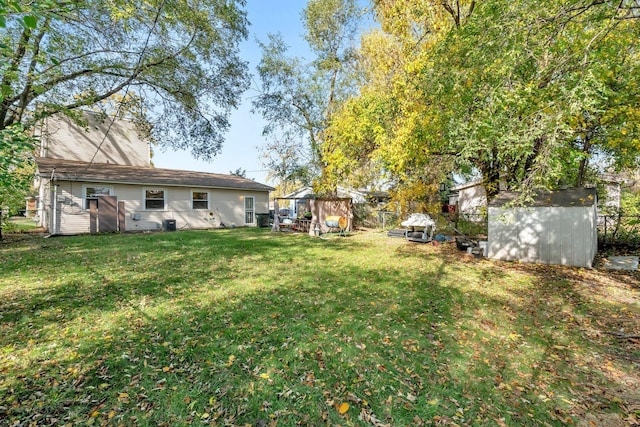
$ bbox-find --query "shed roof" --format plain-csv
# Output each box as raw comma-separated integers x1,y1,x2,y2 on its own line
35,158,274,192
489,188,597,208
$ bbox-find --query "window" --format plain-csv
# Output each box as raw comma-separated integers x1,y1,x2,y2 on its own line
244,196,255,224
192,191,209,210
144,188,166,210
84,186,112,210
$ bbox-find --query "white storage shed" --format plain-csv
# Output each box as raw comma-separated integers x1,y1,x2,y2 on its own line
487,188,597,268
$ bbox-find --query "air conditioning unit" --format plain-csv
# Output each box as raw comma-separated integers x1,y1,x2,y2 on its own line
162,219,176,231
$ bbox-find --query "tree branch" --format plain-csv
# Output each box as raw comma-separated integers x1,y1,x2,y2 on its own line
15,18,51,124
5,31,198,129
0,27,32,126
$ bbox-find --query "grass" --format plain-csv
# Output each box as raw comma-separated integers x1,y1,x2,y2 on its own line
0,229,638,426
2,216,41,233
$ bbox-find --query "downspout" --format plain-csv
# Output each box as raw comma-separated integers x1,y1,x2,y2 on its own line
49,168,58,236
51,182,58,235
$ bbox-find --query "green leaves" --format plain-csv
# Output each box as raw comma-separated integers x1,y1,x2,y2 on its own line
22,14,37,28
325,0,640,206
1,0,250,161
0,0,56,28
0,124,35,216
254,0,363,192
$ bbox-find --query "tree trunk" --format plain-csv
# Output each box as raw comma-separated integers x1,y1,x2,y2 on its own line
576,133,592,187
0,27,32,128
479,152,501,201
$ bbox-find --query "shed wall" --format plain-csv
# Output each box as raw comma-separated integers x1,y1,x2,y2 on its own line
487,205,597,268
308,199,353,236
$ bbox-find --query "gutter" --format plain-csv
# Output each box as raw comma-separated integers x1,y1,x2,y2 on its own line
34,174,274,193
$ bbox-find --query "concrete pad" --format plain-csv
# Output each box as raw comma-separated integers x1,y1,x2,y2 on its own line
602,256,639,271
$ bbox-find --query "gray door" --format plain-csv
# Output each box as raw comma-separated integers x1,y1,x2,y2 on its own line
89,196,118,233
98,195,118,232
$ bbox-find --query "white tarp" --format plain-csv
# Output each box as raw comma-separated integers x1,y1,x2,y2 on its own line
401,213,436,228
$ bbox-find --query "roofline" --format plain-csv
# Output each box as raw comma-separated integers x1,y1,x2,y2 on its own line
37,173,273,192
451,179,483,191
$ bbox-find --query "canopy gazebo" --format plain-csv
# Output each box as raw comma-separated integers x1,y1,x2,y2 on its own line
272,196,353,236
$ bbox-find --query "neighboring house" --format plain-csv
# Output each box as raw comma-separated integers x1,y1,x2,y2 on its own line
449,174,634,219
34,112,273,235
487,188,598,268
599,172,635,212
280,186,388,217
448,180,487,220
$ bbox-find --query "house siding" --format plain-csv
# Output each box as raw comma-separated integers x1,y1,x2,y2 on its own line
38,113,150,167
42,180,270,234
56,181,91,235
457,185,486,218
122,186,269,231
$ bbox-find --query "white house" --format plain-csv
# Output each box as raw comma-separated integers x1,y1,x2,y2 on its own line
448,179,487,220
449,174,632,220
280,186,388,218
34,112,273,235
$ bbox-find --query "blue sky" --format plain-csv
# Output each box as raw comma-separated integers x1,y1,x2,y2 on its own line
152,1,313,184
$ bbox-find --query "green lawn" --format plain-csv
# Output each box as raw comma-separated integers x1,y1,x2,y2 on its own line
1,229,638,426
3,216,41,233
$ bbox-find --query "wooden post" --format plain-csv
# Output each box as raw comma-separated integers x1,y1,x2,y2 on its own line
89,199,98,234
118,201,125,232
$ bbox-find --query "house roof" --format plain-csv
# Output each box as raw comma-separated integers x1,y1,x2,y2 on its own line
451,179,483,192
35,158,274,192
489,187,597,208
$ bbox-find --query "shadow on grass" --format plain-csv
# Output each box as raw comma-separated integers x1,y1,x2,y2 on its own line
0,230,637,426
0,229,367,325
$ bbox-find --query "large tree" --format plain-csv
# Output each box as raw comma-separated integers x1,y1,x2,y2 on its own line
1,0,249,159
324,0,640,208
0,0,249,222
252,0,362,192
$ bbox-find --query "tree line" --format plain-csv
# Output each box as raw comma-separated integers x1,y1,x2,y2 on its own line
257,0,640,211
1,0,639,218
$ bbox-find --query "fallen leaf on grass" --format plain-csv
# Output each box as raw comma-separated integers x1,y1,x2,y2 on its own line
227,355,235,367
338,402,349,414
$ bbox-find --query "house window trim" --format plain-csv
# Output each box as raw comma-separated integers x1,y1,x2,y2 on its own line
143,187,167,211
82,185,113,211
244,196,255,225
191,190,210,210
